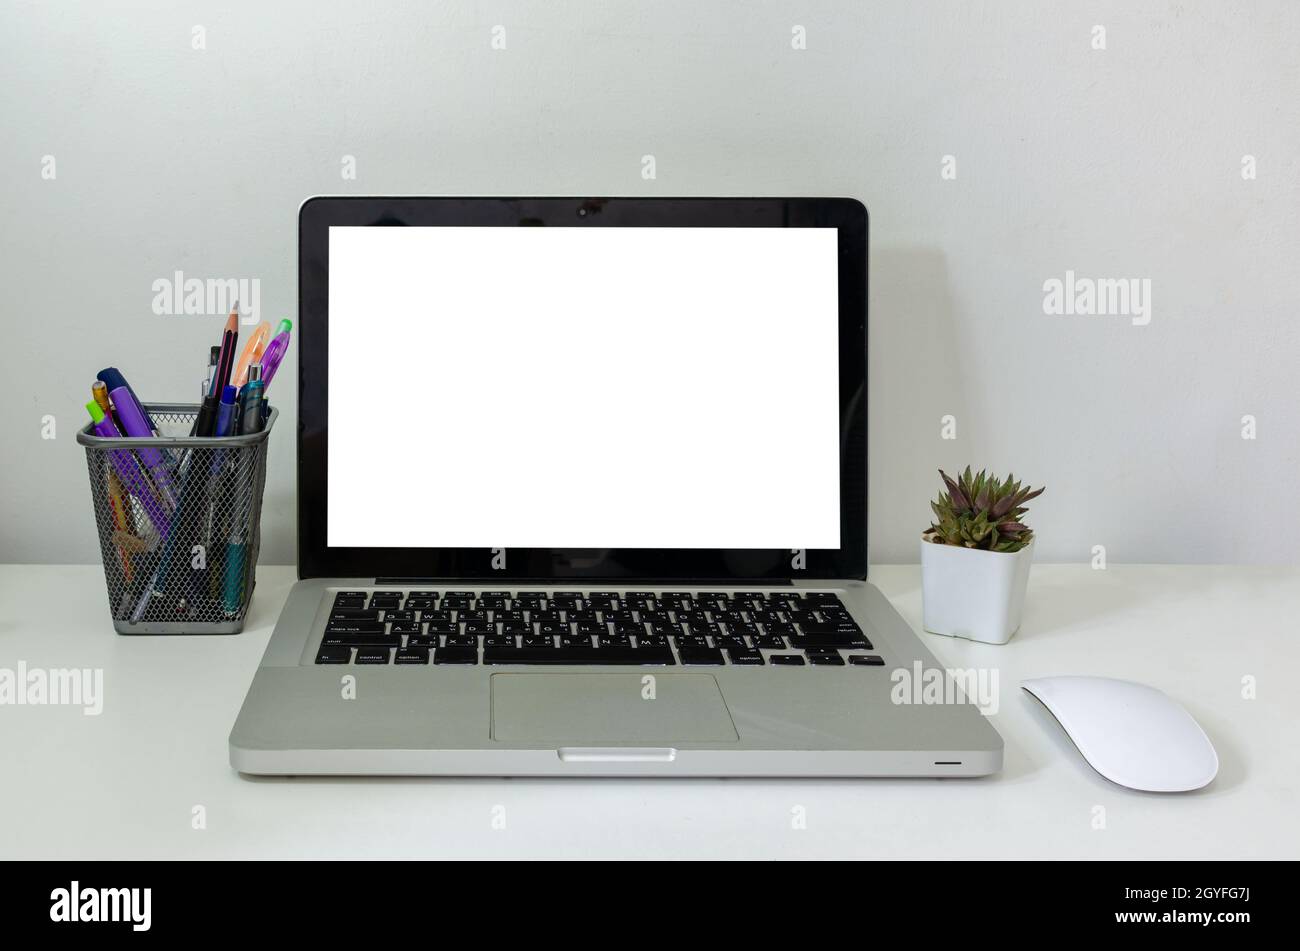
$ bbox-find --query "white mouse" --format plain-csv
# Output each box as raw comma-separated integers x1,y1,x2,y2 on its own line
1021,676,1219,792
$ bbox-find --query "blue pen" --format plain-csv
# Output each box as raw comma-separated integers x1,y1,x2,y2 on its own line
215,385,238,437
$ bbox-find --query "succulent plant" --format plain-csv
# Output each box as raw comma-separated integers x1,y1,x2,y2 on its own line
924,467,1044,553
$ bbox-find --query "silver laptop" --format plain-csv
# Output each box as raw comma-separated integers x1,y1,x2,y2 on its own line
228,196,1003,777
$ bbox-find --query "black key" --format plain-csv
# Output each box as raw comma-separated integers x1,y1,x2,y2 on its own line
678,646,724,665
805,592,840,603
434,646,478,664
445,633,477,648
636,633,668,648
674,635,710,650
574,619,606,635
726,647,765,665
597,633,631,648
500,619,531,634
536,621,569,635
715,635,748,651
494,609,526,623
849,654,885,666
395,648,430,664
405,598,436,609
791,632,871,650
611,621,643,637
484,634,517,648
355,647,391,664
532,610,563,623
408,634,439,648
383,609,415,623
513,594,546,609
458,609,489,624
445,591,476,599
807,651,845,666
336,590,368,599
560,633,593,648
753,633,787,650
603,609,636,624
315,646,352,664
325,620,385,635
408,590,439,598
330,608,380,621
426,622,458,635
483,646,674,666
390,621,421,636
769,654,806,666
463,620,495,635
478,596,509,609
522,634,555,648
321,633,400,648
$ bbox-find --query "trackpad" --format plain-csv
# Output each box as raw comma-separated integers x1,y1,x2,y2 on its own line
490,673,739,744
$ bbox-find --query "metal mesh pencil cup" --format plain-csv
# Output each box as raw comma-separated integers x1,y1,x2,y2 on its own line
77,402,277,634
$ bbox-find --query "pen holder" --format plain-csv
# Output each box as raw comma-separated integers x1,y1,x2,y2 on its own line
77,402,278,634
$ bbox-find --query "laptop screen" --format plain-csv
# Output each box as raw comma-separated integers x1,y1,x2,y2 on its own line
326,225,841,550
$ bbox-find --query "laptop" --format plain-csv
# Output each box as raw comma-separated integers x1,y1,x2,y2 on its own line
228,196,1003,777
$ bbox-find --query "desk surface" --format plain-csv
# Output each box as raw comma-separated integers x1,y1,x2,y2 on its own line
1,564,1295,859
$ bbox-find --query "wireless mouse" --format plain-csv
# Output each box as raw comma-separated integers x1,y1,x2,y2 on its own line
1021,676,1219,792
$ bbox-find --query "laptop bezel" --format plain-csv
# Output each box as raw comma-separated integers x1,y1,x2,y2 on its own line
297,196,867,581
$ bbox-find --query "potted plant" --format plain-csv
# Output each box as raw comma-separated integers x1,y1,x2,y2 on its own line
921,467,1044,644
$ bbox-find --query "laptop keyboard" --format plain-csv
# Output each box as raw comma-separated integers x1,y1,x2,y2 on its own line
315,590,884,668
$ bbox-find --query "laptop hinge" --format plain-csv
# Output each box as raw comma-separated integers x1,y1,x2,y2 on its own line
374,577,795,586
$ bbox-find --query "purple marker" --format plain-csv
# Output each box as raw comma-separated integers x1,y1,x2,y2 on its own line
108,385,177,510
259,319,292,389
86,401,170,536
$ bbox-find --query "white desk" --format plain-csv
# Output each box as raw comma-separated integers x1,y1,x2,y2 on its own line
0,564,1295,859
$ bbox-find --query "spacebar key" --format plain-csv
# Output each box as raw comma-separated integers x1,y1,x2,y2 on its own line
483,646,675,665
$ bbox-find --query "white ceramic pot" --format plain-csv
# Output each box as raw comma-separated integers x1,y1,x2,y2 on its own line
920,537,1034,645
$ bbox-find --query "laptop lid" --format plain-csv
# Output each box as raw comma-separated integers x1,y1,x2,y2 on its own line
297,197,866,582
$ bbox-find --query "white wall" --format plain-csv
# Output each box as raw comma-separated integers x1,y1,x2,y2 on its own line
2,0,1296,567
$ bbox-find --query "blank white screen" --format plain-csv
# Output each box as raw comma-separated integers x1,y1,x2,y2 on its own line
328,226,841,548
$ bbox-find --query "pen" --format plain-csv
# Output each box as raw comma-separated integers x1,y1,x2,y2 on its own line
86,401,170,536
108,384,178,510
233,322,271,388
97,367,159,437
237,364,266,435
259,319,292,389
203,346,220,401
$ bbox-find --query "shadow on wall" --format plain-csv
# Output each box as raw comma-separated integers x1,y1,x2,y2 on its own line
868,248,977,565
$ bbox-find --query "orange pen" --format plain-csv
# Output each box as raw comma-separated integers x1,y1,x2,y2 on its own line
233,321,271,387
